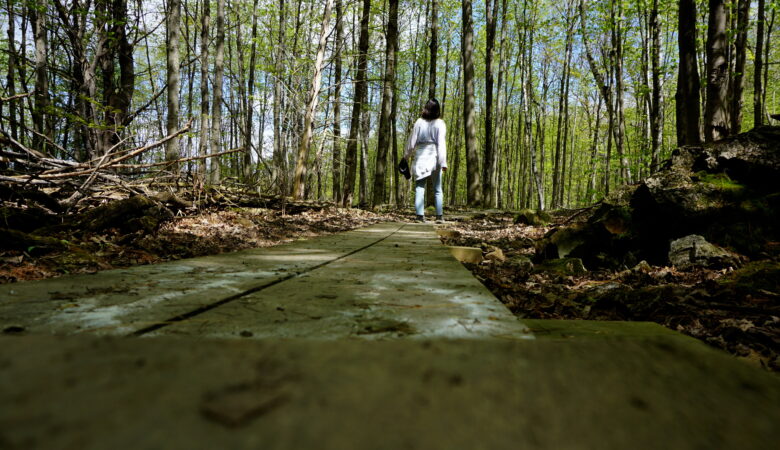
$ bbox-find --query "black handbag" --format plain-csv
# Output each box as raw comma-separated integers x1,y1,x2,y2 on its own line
398,158,411,180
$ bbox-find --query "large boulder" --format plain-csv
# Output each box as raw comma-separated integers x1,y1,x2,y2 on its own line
668,234,742,269
631,127,780,261
535,127,780,268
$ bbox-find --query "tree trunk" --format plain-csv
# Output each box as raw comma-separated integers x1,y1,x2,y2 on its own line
30,0,50,154
6,0,18,142
676,0,702,145
332,0,344,202
273,0,287,195
649,0,662,173
482,0,499,207
753,0,766,127
292,0,335,199
462,0,482,206
243,0,260,180
359,105,370,207
611,0,630,184
729,0,748,133
210,0,225,184
372,0,399,207
166,0,181,167
704,0,729,142
428,0,438,99
341,0,370,207
198,0,210,186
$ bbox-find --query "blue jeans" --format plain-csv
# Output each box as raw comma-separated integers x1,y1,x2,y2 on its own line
415,168,443,217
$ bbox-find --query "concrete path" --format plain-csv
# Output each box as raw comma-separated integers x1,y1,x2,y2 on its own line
0,222,778,449
0,223,529,339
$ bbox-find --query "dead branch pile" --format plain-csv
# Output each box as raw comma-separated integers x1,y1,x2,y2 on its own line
0,119,247,209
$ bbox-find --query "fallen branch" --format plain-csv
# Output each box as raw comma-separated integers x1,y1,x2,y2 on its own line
0,92,33,102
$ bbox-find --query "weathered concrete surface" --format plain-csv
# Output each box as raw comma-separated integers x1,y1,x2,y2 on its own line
152,223,529,339
0,332,778,450
0,223,528,339
0,223,405,335
1,222,778,450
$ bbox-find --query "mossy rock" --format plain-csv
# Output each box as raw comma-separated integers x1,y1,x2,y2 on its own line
77,196,173,234
1,228,69,254
535,257,587,276
514,209,551,226
718,260,780,293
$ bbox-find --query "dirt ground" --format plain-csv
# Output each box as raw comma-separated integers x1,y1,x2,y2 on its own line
2,205,777,372
439,211,780,373
0,204,404,283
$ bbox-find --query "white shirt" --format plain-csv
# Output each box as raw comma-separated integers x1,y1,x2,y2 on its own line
404,118,447,180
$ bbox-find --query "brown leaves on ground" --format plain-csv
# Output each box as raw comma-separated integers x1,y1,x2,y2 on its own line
1,205,393,284
443,211,780,373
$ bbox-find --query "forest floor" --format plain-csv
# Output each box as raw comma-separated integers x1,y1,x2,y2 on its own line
441,210,779,374
0,202,403,283
2,202,777,373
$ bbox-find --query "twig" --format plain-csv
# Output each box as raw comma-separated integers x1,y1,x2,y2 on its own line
0,92,32,102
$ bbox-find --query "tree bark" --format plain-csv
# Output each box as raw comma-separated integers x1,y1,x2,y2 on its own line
197,0,211,185
462,0,482,206
372,0,399,207
273,0,287,194
243,0,260,180
332,0,344,202
428,0,438,99
676,0,701,145
482,0,499,207
649,0,662,173
209,0,225,183
703,0,729,142
753,0,766,127
292,0,335,199
341,0,371,207
166,0,181,167
729,0,748,133
30,0,50,154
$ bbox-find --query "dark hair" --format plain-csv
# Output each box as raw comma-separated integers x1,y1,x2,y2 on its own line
421,98,441,120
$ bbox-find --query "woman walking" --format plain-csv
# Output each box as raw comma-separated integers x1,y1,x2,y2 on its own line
404,99,447,223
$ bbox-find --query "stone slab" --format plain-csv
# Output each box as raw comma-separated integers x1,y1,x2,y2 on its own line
0,333,777,450
0,223,404,335
153,223,530,339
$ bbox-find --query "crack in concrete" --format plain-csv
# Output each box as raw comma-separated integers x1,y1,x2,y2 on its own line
130,224,407,337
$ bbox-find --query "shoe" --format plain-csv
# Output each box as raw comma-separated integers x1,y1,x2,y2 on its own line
435,215,445,224
415,215,426,223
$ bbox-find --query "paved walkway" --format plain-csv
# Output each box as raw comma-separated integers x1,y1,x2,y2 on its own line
0,222,778,449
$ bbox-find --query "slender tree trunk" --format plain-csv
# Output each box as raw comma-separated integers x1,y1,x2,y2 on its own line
292,0,335,199
462,0,482,206
198,0,210,186
729,0,748,133
762,7,775,124
611,0,630,183
31,0,50,153
482,0,499,207
359,104,370,206
428,0,438,99
649,0,662,173
6,0,18,141
243,0,260,180
210,0,225,184
166,0,181,167
704,0,730,142
676,0,702,145
372,0,399,207
332,0,344,202
754,0,766,127
342,0,370,207
273,0,287,194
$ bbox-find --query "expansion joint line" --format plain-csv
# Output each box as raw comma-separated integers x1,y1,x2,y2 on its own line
130,223,407,337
